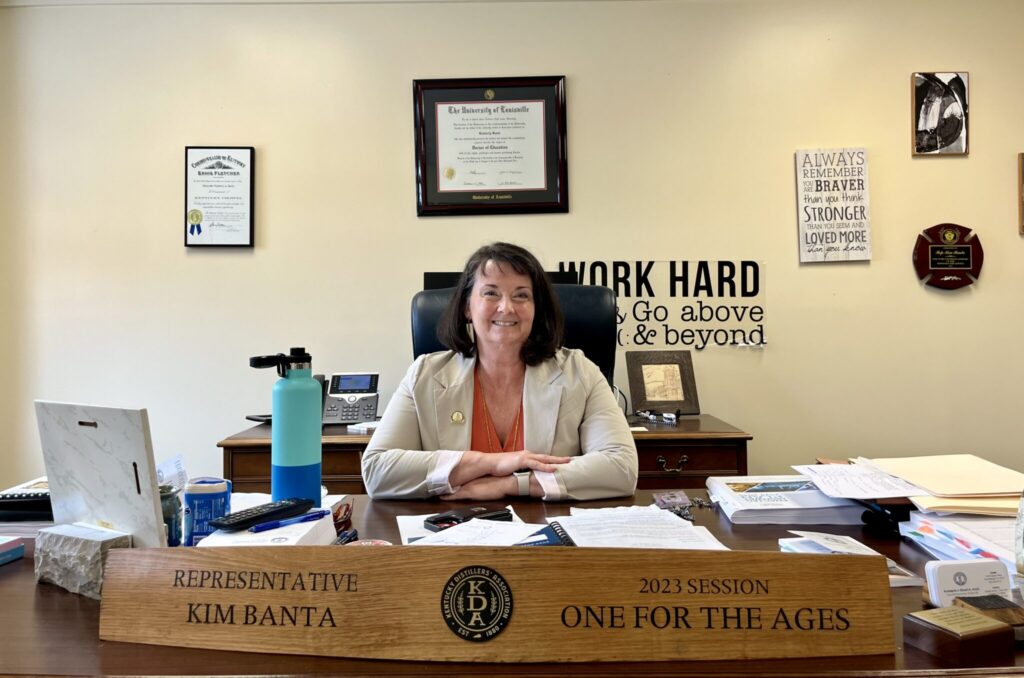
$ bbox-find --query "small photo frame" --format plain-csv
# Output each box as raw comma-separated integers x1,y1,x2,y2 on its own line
185,146,255,247
625,350,700,416
912,72,968,156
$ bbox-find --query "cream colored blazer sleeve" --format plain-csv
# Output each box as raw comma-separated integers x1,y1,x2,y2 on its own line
543,351,638,501
360,356,443,499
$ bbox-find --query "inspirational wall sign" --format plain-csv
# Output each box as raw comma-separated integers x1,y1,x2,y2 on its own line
795,148,872,263
557,259,766,350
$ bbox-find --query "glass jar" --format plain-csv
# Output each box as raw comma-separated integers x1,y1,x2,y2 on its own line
160,484,183,547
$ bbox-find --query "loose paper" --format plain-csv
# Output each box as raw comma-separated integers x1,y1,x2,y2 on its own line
792,463,927,499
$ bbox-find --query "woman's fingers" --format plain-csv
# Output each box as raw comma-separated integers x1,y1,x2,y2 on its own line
521,453,571,473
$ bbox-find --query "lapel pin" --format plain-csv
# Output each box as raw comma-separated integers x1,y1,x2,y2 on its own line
451,411,465,424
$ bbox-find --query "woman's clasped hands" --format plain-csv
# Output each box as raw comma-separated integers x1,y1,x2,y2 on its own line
442,450,571,500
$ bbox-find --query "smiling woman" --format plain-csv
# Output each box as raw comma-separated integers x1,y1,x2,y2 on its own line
361,242,638,502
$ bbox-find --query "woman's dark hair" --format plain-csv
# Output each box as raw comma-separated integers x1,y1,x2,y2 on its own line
438,242,564,365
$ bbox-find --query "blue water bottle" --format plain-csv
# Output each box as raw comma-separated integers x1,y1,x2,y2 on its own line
250,347,322,507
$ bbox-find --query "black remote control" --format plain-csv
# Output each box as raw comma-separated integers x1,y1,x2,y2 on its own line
208,498,316,532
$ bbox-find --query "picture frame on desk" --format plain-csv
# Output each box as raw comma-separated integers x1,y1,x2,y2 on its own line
626,350,700,415
412,76,568,216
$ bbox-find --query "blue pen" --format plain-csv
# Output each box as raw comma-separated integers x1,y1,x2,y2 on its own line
249,509,331,533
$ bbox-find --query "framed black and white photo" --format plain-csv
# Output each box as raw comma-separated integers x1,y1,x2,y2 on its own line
185,146,255,247
912,72,968,155
413,76,568,216
625,350,700,416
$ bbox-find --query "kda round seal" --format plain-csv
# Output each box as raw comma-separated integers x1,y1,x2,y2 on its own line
440,565,513,641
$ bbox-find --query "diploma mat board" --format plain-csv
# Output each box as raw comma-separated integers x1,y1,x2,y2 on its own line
35,401,167,548
100,546,894,662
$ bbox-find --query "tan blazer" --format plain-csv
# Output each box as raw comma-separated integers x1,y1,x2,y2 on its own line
361,348,638,501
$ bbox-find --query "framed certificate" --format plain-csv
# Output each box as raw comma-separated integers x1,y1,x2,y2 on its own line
184,146,255,247
413,76,568,216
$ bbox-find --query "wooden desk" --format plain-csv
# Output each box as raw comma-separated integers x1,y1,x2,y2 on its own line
2,492,1021,676
218,414,750,493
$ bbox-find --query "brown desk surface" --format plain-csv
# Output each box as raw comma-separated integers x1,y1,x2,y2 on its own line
218,414,753,447
2,491,1021,676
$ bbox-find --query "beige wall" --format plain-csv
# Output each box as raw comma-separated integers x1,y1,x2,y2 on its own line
2,0,1023,487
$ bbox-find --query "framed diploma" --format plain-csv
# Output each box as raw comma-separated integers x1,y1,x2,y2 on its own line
185,146,255,247
413,76,568,216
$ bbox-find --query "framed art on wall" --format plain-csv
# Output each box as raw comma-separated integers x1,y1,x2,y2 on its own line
625,350,700,416
412,76,568,216
912,72,968,156
185,146,255,247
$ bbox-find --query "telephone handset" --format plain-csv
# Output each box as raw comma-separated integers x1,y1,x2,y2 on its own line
322,372,379,425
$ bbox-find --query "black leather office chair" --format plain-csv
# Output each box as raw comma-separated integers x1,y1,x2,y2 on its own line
411,284,617,383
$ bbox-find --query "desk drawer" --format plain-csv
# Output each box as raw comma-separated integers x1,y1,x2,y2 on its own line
322,449,363,476
639,445,741,473
635,441,746,489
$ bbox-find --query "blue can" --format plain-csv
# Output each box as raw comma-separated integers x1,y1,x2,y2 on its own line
183,477,232,546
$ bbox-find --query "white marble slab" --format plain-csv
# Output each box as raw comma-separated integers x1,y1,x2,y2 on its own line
35,401,166,548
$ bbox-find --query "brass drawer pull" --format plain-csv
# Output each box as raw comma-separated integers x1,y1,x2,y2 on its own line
656,455,689,473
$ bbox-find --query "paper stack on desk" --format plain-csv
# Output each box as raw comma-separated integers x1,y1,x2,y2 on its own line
778,530,923,588
403,505,728,550
553,505,728,550
792,454,1023,518
899,512,1016,579
866,454,1023,517
706,475,864,525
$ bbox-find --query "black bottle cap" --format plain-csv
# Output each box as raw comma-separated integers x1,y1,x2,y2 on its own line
289,347,312,362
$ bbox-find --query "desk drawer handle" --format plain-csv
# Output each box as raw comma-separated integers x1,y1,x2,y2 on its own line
656,455,689,473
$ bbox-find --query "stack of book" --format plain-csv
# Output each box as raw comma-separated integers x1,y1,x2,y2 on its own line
0,536,26,566
706,475,864,525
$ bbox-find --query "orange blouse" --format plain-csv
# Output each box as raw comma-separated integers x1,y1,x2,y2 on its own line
471,369,524,453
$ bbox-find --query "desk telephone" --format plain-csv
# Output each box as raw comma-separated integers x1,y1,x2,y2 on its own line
247,372,379,426
322,372,379,425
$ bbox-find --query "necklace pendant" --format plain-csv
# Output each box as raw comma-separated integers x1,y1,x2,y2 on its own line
451,411,465,424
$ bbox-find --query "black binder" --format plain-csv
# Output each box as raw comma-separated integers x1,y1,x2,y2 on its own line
520,521,576,546
0,478,54,521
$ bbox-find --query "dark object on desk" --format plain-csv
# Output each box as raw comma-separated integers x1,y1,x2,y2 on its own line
424,506,512,532
412,284,617,384
0,478,54,521
954,595,1024,641
520,521,576,546
208,498,315,532
628,414,679,427
857,499,913,536
332,528,358,545
903,607,1015,666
